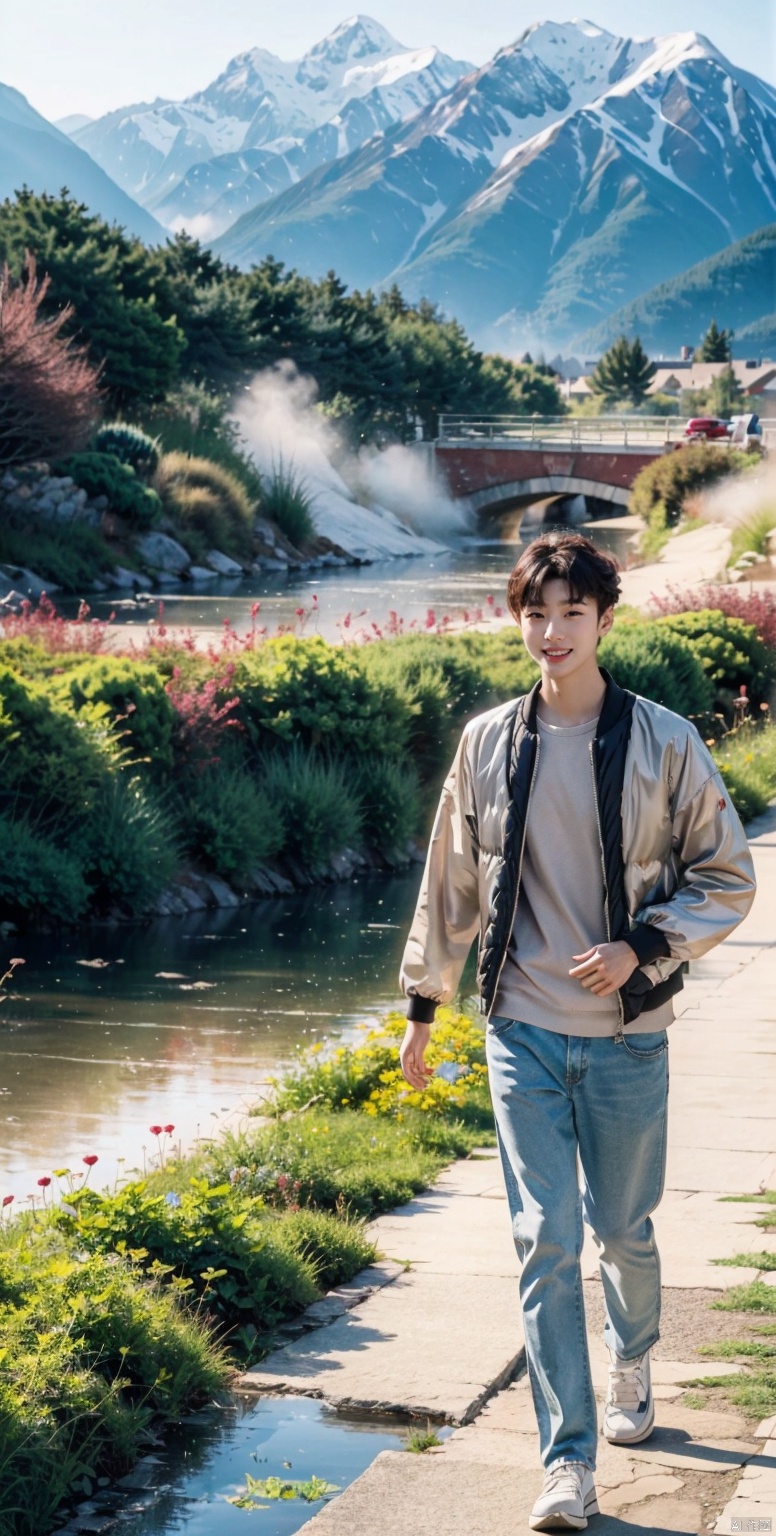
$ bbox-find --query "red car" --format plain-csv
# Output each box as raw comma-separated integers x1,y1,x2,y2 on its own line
684,417,731,441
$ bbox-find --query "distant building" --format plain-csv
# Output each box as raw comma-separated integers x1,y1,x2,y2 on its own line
648,360,776,400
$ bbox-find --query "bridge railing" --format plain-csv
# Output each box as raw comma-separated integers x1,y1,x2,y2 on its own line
437,415,776,448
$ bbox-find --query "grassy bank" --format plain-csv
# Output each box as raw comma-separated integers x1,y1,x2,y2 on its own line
0,1006,490,1534
1,594,776,927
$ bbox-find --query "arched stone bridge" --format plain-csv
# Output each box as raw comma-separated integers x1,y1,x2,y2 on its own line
431,416,676,522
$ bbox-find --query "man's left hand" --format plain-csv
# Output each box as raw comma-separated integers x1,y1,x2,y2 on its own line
569,941,639,996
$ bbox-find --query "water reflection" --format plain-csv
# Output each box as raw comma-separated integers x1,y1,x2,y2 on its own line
0,874,420,1198
115,1394,425,1536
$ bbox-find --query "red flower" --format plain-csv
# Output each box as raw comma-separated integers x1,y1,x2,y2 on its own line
37,1176,51,1187
149,1125,163,1136
2,1195,13,1207
82,1155,98,1167
163,1124,175,1135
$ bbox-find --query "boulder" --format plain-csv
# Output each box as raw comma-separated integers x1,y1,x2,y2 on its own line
136,532,190,576
188,565,219,582
110,566,146,590
0,564,60,599
205,548,244,576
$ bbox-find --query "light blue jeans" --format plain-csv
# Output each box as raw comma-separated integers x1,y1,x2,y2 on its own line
486,1017,669,1471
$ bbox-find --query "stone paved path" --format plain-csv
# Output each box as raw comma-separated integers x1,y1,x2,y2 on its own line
240,805,776,1534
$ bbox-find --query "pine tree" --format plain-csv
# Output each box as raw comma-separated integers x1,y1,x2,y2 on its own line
698,320,733,362
708,364,743,417
590,336,656,406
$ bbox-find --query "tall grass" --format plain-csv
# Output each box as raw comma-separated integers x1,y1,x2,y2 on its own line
729,505,776,569
259,747,363,868
259,457,315,548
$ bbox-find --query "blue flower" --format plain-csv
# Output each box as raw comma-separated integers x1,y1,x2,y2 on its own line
165,1190,182,1208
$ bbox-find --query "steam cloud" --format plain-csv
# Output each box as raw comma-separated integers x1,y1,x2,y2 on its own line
233,361,470,539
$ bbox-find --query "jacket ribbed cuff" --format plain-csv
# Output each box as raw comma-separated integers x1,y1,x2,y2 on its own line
627,922,672,966
406,993,438,1024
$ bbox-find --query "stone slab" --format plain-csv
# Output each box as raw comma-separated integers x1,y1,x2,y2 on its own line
240,1270,524,1422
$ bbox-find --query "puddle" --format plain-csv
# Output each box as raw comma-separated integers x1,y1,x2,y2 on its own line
105,1394,450,1534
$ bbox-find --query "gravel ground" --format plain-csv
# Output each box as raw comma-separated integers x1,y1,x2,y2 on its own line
582,1280,754,1361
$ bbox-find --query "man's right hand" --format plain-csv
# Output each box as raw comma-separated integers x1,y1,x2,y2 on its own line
400,1020,433,1089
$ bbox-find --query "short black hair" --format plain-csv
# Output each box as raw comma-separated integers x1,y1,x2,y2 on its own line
507,531,621,619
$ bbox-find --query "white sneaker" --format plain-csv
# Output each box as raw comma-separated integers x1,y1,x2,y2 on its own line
529,1461,599,1531
602,1348,655,1444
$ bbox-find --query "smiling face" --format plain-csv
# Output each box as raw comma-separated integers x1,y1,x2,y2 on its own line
519,578,614,686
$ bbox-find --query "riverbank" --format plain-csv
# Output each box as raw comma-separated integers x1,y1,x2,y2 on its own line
0,1004,493,1535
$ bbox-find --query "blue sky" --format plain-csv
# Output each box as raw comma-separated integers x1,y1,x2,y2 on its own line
8,0,776,121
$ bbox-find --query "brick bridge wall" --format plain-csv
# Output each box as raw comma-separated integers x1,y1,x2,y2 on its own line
435,445,662,502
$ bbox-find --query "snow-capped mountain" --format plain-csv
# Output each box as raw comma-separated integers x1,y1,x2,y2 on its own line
214,20,776,349
71,17,472,238
0,83,164,243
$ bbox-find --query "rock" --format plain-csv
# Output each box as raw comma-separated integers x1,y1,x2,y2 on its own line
92,495,109,512
188,565,219,582
199,874,241,908
32,494,59,516
205,548,244,576
255,556,289,572
8,484,32,503
90,579,109,593
110,566,146,590
253,516,278,547
136,532,191,575
54,499,79,520
0,564,60,599
1,471,18,490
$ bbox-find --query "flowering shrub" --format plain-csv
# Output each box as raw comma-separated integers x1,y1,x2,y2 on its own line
650,584,776,655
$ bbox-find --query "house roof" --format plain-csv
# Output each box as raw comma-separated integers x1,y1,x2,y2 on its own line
648,361,776,395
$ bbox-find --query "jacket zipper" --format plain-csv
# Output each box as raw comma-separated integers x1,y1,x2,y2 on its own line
589,740,626,1043
487,737,541,1019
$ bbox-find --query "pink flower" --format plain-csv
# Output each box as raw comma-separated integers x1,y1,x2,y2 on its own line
82,1155,98,1167
149,1125,163,1136
37,1176,51,1187
2,1195,13,1208
163,1123,175,1135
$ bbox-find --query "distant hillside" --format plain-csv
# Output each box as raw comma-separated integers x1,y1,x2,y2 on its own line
0,83,164,244
573,224,776,358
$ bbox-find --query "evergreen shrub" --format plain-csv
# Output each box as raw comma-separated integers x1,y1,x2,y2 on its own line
57,452,161,528
50,657,175,777
236,637,406,758
654,610,776,713
94,423,159,478
631,443,751,527
0,518,115,593
600,624,714,717
352,756,422,853
0,814,89,919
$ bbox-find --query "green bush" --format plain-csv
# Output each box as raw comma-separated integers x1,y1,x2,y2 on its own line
0,518,115,593
260,747,363,868
0,665,113,831
94,423,160,479
49,657,175,777
0,814,89,919
154,451,254,561
600,622,714,717
236,636,407,758
352,756,422,853
654,610,776,713
259,458,314,548
182,764,283,883
631,443,752,527
357,632,536,784
57,452,161,529
76,773,179,914
712,720,776,822
58,1178,320,1335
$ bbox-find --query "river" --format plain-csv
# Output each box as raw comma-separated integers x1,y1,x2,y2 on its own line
1,517,637,1198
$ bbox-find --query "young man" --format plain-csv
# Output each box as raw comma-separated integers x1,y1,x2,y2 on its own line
399,532,756,1531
